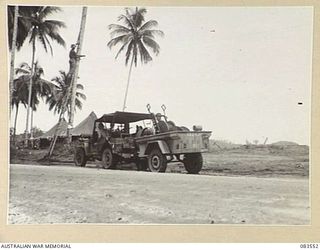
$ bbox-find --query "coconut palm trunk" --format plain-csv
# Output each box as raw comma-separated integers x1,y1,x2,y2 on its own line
30,104,34,138
68,6,87,141
13,104,19,140
122,56,134,111
25,39,35,144
9,6,19,115
22,7,66,146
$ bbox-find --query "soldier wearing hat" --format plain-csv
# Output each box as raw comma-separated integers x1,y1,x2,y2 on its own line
155,113,169,133
68,43,85,79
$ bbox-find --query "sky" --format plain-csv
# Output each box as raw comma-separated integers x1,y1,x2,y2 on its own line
9,6,313,145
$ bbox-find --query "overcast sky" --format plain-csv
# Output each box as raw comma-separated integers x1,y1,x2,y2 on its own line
9,6,313,145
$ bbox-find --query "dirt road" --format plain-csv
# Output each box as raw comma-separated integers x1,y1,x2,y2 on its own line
8,164,310,224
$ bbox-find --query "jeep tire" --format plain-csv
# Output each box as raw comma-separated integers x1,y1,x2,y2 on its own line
102,148,117,169
147,148,167,173
184,153,203,174
74,147,87,167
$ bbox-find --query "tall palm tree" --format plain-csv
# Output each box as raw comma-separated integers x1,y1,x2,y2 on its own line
16,62,53,98
7,6,37,51
24,6,66,140
47,71,86,120
107,7,164,111
8,6,45,110
15,62,54,138
11,79,28,140
8,6,19,113
68,6,87,135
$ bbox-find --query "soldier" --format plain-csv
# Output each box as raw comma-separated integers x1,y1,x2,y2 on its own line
155,113,169,133
68,43,85,79
97,123,108,138
96,123,108,152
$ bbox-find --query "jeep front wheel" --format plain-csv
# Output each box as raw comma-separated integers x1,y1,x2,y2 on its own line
148,148,167,173
74,148,87,167
184,153,203,174
102,148,116,169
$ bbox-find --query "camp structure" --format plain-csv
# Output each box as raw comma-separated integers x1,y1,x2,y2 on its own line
34,112,97,149
71,111,97,138
37,118,68,148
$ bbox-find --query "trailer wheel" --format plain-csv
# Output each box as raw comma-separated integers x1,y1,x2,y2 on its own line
148,148,167,173
102,148,117,169
74,148,87,167
184,153,203,174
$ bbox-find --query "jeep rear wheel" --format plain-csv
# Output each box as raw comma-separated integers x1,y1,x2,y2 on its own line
148,148,167,173
184,153,203,174
74,148,87,167
102,148,116,169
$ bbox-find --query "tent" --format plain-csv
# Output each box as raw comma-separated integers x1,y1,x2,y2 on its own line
39,118,68,138
36,118,68,148
71,111,97,137
35,112,97,148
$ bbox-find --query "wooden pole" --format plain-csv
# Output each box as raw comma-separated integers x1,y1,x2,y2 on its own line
47,93,69,159
47,112,64,159
68,7,87,138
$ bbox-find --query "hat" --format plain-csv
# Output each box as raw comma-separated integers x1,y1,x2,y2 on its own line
98,123,104,129
155,113,162,117
71,44,76,48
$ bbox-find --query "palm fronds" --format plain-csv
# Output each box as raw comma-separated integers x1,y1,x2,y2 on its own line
107,7,164,66
47,71,86,118
22,6,66,55
107,7,164,110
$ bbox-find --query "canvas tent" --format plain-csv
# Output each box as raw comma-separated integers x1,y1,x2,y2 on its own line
39,118,68,138
35,112,97,148
71,111,97,137
36,118,68,148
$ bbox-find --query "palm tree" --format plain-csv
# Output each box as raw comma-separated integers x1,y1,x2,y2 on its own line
16,62,53,97
68,7,87,134
24,6,66,140
107,7,164,111
14,62,55,138
8,6,42,110
47,71,86,120
11,79,28,140
8,6,19,112
7,6,37,50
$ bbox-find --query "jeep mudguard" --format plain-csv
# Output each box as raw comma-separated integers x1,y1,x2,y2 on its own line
144,140,171,156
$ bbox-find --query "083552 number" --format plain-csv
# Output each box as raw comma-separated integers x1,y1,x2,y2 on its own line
300,244,319,249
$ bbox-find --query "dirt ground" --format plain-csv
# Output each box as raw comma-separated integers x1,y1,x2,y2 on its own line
8,144,309,224
10,144,309,178
9,164,310,224
200,146,309,178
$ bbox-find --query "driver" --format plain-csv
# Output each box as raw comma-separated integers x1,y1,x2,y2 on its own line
96,123,108,152
97,123,108,138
